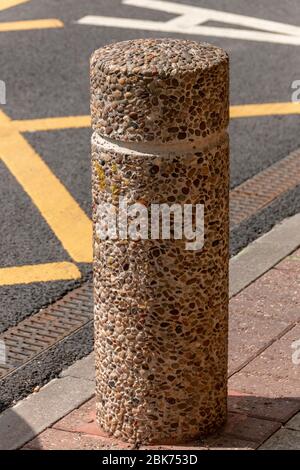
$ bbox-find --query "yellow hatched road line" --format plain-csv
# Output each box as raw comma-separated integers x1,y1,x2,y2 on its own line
13,115,91,133
230,102,300,118
12,103,300,133
0,110,92,264
0,0,29,11
0,19,64,31
0,101,299,286
0,0,64,32
0,262,81,286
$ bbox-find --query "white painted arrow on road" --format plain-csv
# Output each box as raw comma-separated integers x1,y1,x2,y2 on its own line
78,0,300,46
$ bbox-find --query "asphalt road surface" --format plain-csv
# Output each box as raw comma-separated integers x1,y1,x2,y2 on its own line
0,1,300,339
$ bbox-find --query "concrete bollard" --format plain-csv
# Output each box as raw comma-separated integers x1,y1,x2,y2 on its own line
91,38,229,444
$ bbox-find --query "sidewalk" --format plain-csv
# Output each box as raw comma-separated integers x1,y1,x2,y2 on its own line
1,215,300,450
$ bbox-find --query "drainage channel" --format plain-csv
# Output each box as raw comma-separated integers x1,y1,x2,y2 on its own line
230,147,300,227
0,281,93,380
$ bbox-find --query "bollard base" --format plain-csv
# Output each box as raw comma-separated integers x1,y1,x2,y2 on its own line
92,132,229,445
96,397,227,445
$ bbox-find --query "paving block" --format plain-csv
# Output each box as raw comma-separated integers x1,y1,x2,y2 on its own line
229,267,300,324
228,307,289,374
0,376,94,450
53,399,120,442
285,412,300,431
60,353,95,381
140,444,207,450
222,412,280,444
229,372,300,399
275,248,300,274
228,390,300,422
204,434,256,450
259,428,300,450
53,397,96,433
237,325,300,384
22,428,133,450
229,213,300,297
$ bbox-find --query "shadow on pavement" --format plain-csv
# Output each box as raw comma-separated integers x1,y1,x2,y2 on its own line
0,408,35,450
5,394,299,450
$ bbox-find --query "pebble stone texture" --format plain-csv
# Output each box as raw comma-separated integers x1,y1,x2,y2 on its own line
91,38,229,444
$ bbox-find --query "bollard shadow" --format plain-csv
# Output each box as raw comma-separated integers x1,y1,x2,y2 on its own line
192,393,300,450
0,407,35,450
133,394,300,451
0,392,300,451
5,393,299,450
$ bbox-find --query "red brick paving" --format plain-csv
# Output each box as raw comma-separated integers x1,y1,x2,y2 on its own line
21,394,287,451
23,247,300,450
139,444,208,450
228,390,300,422
228,308,290,375
238,325,300,383
201,435,256,450
229,372,300,399
23,428,134,450
221,412,280,444
228,249,300,376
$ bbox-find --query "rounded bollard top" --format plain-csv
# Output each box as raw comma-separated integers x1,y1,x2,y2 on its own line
90,38,229,144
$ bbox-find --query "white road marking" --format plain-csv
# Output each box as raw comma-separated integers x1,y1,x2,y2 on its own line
78,0,300,46
124,0,300,36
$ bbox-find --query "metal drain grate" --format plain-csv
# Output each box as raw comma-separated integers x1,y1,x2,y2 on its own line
0,281,93,378
230,147,300,226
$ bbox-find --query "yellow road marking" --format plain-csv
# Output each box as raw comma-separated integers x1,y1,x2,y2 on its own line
0,110,92,263
230,102,300,118
0,262,81,286
0,19,64,32
12,103,300,133
1,101,299,286
13,115,91,133
0,0,29,12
